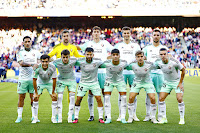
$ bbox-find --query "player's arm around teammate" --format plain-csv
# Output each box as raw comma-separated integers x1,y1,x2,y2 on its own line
73,48,104,124
32,54,57,123
156,48,186,125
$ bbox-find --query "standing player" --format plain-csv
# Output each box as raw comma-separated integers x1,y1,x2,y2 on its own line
48,30,84,59
100,49,128,124
76,26,113,121
126,50,158,124
15,36,41,123
53,49,77,123
155,48,185,124
73,47,104,124
32,54,57,123
114,26,141,121
142,29,169,121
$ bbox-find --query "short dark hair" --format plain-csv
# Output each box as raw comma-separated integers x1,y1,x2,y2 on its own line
111,49,120,54
159,48,167,52
122,26,131,32
23,36,31,41
61,49,70,55
62,30,69,36
85,47,94,52
153,28,161,34
40,54,50,60
92,26,101,32
135,50,144,56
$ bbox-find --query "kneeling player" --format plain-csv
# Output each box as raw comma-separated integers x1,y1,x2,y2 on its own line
32,54,57,123
100,49,128,124
53,50,77,123
126,50,158,123
155,48,185,125
73,47,104,123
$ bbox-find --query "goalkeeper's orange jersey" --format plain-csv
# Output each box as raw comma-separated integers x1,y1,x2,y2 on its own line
48,43,84,58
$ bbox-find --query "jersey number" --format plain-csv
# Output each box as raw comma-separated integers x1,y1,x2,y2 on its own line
78,86,83,91
162,83,166,88
18,82,21,87
104,82,110,86
58,83,62,87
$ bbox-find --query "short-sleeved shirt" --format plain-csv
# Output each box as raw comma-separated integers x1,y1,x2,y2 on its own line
75,57,103,83
33,64,57,84
114,41,141,74
126,61,155,83
79,40,113,73
53,58,77,81
48,43,84,58
100,59,127,83
154,58,183,82
142,44,169,74
17,49,41,81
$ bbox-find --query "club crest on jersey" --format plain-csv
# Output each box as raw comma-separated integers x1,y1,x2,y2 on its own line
24,54,27,56
168,66,171,69
145,68,147,71
70,49,73,52
101,44,104,47
69,65,72,68
150,50,152,52
93,64,96,67
119,67,122,71
32,53,35,56
135,69,137,71
131,46,134,48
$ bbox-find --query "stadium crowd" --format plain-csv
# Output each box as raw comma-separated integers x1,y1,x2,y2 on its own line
1,0,199,9
0,27,200,79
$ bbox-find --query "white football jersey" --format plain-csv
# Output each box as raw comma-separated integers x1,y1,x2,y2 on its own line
115,41,141,74
17,49,41,80
143,44,169,74
80,40,113,73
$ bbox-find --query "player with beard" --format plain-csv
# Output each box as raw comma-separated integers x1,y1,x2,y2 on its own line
76,26,113,121
48,30,84,59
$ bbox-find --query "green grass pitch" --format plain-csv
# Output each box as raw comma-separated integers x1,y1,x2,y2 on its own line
0,76,200,133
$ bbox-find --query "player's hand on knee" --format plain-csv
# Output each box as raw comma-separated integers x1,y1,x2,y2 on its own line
34,93,39,101
177,83,184,92
52,92,57,99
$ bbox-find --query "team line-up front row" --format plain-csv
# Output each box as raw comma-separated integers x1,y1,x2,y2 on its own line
15,47,185,125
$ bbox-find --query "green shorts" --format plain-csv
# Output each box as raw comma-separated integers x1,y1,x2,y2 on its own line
56,80,76,93
104,81,127,92
37,83,53,95
160,81,183,94
150,73,164,93
17,80,34,94
98,73,106,89
77,82,101,97
123,74,135,86
130,82,156,94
